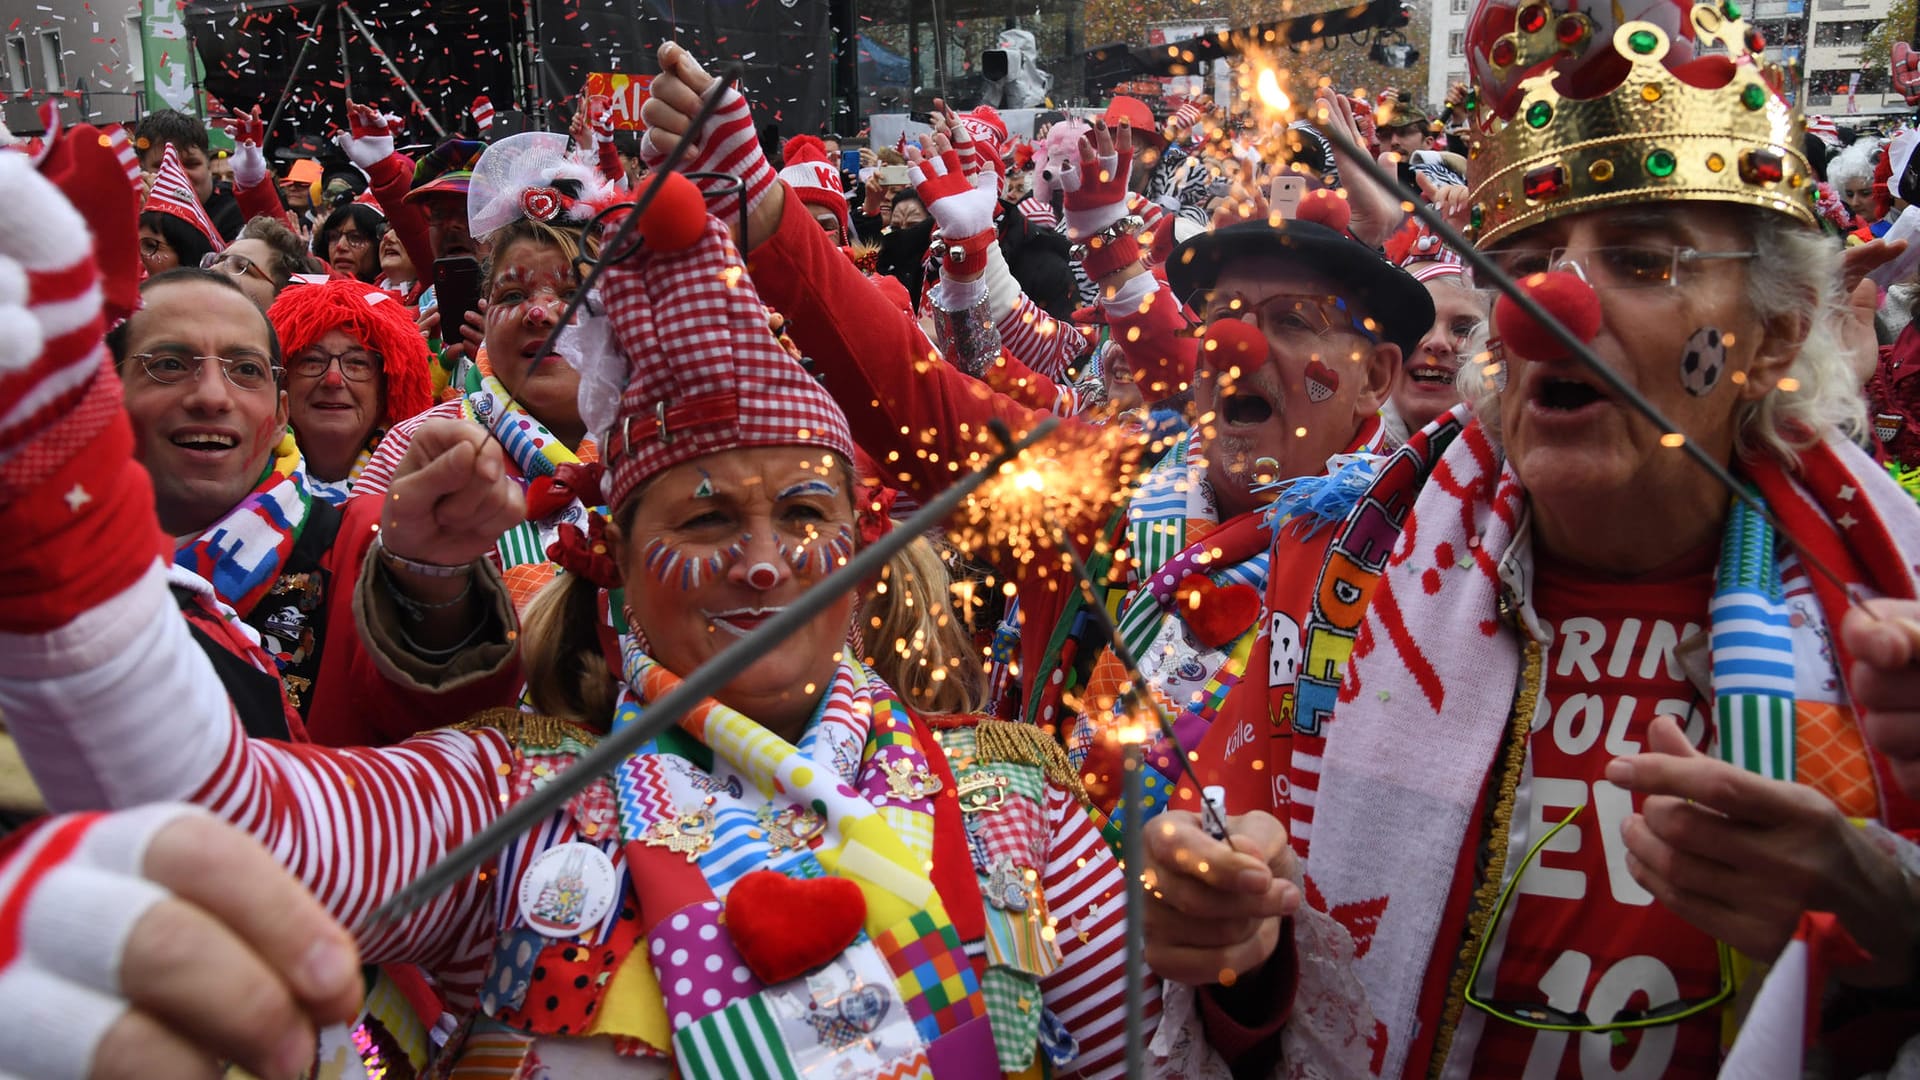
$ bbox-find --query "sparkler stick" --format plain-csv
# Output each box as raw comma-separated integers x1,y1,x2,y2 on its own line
1122,740,1149,1080
1314,116,1884,619
982,419,1231,841
364,416,1062,930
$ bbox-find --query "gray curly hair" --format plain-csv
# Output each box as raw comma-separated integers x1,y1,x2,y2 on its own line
1455,205,1864,465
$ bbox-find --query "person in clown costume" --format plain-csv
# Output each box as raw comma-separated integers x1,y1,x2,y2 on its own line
1141,0,1920,1075
0,132,1162,1076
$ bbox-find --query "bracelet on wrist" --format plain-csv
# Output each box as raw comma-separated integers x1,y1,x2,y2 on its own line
393,608,491,660
378,557,476,622
374,533,475,578
1069,214,1145,263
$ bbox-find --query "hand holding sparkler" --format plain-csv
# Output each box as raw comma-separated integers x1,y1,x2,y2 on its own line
1141,809,1301,988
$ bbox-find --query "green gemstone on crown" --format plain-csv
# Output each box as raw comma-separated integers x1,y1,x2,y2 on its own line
1645,148,1677,177
1525,101,1553,128
1723,0,1741,17
1741,83,1766,110
1628,28,1659,54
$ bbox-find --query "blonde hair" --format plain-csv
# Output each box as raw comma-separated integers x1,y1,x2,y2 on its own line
1458,206,1863,465
858,535,989,716
482,218,587,291
520,570,616,727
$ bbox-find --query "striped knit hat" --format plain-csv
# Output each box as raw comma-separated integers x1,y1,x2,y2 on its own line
596,179,854,511
776,135,849,235
266,279,435,427
142,143,221,251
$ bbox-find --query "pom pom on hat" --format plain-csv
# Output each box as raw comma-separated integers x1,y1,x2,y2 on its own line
776,136,850,235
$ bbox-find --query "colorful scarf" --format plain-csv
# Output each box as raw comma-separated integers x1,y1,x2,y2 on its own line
457,359,595,606
608,639,995,1078
304,428,384,507
173,432,312,618
1290,420,1920,1078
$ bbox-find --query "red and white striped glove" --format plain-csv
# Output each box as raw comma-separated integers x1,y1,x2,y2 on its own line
471,94,496,135
334,102,400,170
908,141,997,241
0,806,364,1079
0,149,109,470
1166,95,1210,139
1061,121,1135,243
222,106,268,189
638,44,776,227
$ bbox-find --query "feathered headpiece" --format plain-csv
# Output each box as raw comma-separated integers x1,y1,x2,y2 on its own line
467,131,622,239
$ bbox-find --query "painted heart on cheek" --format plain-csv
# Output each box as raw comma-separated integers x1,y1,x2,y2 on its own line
1303,359,1339,404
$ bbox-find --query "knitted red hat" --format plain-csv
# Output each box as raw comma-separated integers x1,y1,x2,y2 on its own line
960,105,1009,149
142,143,221,252
266,279,435,427
598,181,854,511
776,135,849,234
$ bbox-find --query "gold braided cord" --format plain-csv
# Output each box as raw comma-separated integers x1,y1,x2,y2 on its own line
1429,638,1543,1077
454,707,602,753
972,718,1093,806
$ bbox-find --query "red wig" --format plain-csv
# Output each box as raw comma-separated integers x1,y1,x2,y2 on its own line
267,279,435,426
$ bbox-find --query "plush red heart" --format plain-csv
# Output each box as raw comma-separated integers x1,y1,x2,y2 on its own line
1176,574,1261,650
723,870,867,985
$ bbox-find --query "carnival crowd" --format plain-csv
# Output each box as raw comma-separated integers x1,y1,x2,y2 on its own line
1,0,1919,1076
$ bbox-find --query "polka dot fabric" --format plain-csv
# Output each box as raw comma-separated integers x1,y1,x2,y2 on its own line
493,897,643,1037
646,901,764,1029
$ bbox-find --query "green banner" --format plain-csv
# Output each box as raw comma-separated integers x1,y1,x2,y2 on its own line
140,0,203,116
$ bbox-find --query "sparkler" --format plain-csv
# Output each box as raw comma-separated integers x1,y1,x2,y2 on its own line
364,416,1061,930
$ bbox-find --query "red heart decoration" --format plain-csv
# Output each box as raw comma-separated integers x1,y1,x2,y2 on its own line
1176,574,1261,650
724,870,867,985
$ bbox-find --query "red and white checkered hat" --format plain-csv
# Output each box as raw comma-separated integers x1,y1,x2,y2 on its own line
142,143,221,251
598,209,854,510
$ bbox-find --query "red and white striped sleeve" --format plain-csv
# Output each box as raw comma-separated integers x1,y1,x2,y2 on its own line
353,399,462,499
0,559,515,999
1038,784,1159,1079
998,292,1093,384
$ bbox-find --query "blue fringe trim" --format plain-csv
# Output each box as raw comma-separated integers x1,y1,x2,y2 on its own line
1256,454,1382,538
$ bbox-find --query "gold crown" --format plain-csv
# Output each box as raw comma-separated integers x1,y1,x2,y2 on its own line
1465,3,1816,248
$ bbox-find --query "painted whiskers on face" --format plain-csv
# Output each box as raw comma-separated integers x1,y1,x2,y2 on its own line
780,523,854,577
642,534,751,591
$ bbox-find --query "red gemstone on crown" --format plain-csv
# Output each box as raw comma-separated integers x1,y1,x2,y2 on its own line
1491,36,1517,67
1523,163,1570,200
1517,4,1547,32
1739,149,1784,184
1554,15,1587,44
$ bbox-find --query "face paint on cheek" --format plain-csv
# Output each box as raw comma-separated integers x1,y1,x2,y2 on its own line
643,534,752,592
1679,327,1726,397
694,470,715,499
779,523,854,576
1302,358,1339,404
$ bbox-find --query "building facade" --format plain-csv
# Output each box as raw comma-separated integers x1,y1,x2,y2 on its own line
0,0,147,135
1426,0,1471,109
1801,0,1906,117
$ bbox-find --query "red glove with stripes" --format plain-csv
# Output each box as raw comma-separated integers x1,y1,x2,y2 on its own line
638,43,777,227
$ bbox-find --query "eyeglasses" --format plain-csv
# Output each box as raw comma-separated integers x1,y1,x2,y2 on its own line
289,347,380,382
133,350,281,392
1482,245,1758,290
1464,805,1734,1034
331,230,373,250
199,250,275,285
1202,292,1381,344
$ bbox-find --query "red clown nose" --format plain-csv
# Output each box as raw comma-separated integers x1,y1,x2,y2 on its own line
1200,316,1270,375
1491,270,1603,361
